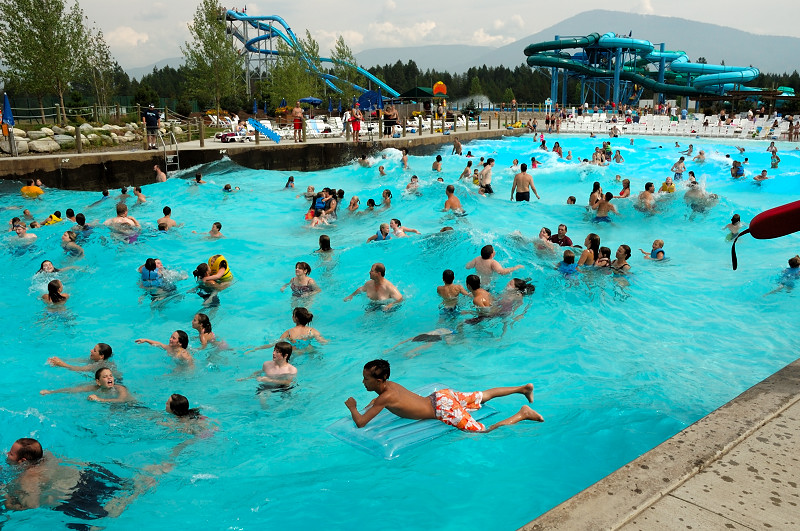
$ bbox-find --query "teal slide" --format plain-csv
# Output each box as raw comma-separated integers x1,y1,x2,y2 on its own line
248,118,281,143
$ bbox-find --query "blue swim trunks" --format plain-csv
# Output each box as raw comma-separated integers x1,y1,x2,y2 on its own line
593,216,612,223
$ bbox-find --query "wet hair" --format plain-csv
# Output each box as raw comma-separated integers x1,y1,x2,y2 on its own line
95,367,112,380
134,186,142,193
619,244,632,259
195,173,203,182
47,280,65,303
382,189,392,198
162,206,171,215
604,192,613,201
653,239,664,248
541,227,552,237
115,203,128,215
598,246,611,260
195,313,212,333
480,245,494,259
66,208,75,217
510,278,535,295
366,199,376,207
223,184,232,191
485,157,495,166
645,182,654,192
293,307,313,325
446,184,455,194
274,341,293,361
592,181,601,193
64,231,77,242
193,262,210,279
168,394,199,418
13,438,43,463
440,226,454,232
157,223,168,231
295,261,311,275
442,269,455,284
391,218,401,227
26,179,34,186
435,155,442,162
38,260,59,273
563,249,575,264
213,222,222,230
466,160,472,168
567,196,576,204
789,256,800,268
621,179,630,189
372,263,386,277
175,330,189,349
120,187,127,194
53,210,62,219
466,274,481,290
102,190,109,197
286,176,294,183
11,216,20,225
731,214,740,223
337,189,345,200
75,213,86,225
318,234,331,251
364,359,390,380
96,343,113,359
520,163,527,172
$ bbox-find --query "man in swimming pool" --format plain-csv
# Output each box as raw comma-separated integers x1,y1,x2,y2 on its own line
594,192,618,222
104,203,140,231
510,163,540,202
345,359,543,431
443,184,462,212
637,182,656,212
437,269,470,308
549,224,573,247
465,244,523,283
154,165,167,182
157,206,178,230
343,263,403,310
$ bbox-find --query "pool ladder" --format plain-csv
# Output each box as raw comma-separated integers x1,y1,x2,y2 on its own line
158,131,180,176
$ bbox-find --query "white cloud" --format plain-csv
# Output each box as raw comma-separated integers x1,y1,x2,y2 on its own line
107,26,149,47
316,30,365,55
385,0,396,10
367,21,436,47
510,14,524,29
492,19,504,30
639,0,655,14
471,28,516,46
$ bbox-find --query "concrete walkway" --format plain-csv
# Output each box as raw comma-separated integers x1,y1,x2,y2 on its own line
522,358,800,530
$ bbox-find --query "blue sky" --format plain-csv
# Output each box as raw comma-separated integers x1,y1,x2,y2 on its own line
88,0,800,69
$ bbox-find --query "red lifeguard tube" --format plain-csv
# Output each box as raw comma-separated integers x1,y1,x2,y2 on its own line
731,199,800,270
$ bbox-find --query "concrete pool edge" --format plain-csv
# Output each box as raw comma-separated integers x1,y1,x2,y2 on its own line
520,357,800,530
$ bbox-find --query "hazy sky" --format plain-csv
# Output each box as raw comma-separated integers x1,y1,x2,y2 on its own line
86,0,800,69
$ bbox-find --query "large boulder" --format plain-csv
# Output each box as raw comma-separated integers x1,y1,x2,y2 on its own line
172,126,183,134
53,134,76,148
40,127,54,136
0,138,29,154
28,138,61,153
11,127,26,137
78,123,94,133
27,130,48,140
51,126,66,135
64,125,75,133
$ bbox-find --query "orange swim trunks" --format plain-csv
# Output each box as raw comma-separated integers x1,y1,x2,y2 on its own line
429,389,485,431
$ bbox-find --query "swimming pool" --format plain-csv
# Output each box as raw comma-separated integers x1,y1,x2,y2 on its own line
2,132,799,529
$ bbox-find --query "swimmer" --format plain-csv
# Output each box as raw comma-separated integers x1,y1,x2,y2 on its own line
692,150,705,162
566,150,572,161
535,227,555,252
280,307,329,345
280,261,319,296
133,186,146,203
191,313,217,349
194,173,206,184
670,157,686,180
367,222,392,242
452,137,462,155
478,158,495,194
48,343,117,376
60,230,84,257
465,244,523,281
154,164,167,182
13,222,37,242
617,179,631,198
347,196,360,212
613,150,624,163
754,170,770,181
406,175,420,193
378,165,386,176
41,367,132,402
436,269,470,308
309,209,328,227
343,263,403,310
595,246,612,267
345,359,542,431
223,184,240,192
432,155,442,172
577,233,600,266
465,150,473,158
135,330,193,366
549,224,573,247
556,249,577,276
465,274,492,308
636,182,656,212
640,239,665,260
42,210,62,226
659,176,676,193
680,144,694,156
770,153,781,169
240,342,297,386
401,148,409,170
510,163,540,201
566,196,576,205
609,245,631,273
285,176,295,188
202,254,232,284
20,178,44,198
138,257,163,288
765,255,800,296
380,189,392,208
316,234,332,253
358,155,371,168
593,193,618,222
443,184,463,212
589,182,603,210
104,203,140,232
389,328,455,358
390,218,420,238
460,160,473,181
157,206,178,230
298,185,315,200
193,221,223,238
42,279,69,304
724,214,743,239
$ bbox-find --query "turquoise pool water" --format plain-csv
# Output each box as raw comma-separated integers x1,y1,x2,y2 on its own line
1,133,799,529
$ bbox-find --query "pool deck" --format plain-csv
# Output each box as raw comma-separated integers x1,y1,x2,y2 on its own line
521,357,800,530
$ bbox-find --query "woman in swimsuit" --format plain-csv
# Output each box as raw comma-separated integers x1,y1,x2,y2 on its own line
610,245,632,272
42,279,69,304
381,189,392,208
192,313,216,349
348,196,360,212
617,179,631,198
577,233,600,267
589,182,603,210
613,150,624,163
279,307,329,345
135,330,193,366
281,261,319,296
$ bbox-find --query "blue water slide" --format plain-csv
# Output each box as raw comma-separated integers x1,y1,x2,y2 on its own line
667,54,759,89
225,11,399,97
247,118,280,143
597,32,654,55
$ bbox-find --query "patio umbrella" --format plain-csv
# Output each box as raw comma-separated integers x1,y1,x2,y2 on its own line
280,98,287,108
252,99,257,115
299,97,322,106
264,100,268,114
338,100,342,114
328,98,333,113
377,88,384,110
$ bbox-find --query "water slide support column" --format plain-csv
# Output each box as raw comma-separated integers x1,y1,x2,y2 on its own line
612,47,622,106
657,43,666,105
562,69,568,109
550,35,560,106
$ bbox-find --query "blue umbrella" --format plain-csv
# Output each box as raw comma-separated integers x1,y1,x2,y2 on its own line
352,96,357,110
299,97,322,106
377,88,384,110
252,99,257,115
264,100,268,114
280,98,287,108
328,98,333,113
2,93,14,126
338,100,342,114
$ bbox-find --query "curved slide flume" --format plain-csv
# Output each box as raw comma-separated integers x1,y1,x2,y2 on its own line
226,11,399,97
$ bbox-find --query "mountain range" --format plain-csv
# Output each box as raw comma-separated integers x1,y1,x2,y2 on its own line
126,10,800,80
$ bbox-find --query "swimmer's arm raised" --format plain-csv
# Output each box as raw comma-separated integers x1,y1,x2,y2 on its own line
345,396,385,428
135,338,168,350
243,343,273,355
47,356,93,372
40,383,96,395
493,261,523,275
